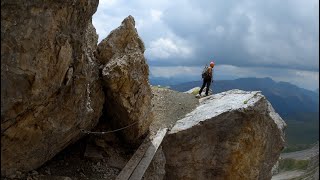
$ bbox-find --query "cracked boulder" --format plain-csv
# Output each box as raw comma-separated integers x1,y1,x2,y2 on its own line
1,0,104,176
96,16,153,144
162,89,286,180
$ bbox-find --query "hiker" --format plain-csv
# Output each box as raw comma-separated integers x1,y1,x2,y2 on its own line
199,61,214,96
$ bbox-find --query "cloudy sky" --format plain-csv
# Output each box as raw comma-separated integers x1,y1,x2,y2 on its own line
92,0,319,90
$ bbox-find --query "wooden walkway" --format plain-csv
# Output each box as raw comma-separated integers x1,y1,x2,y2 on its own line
116,128,168,180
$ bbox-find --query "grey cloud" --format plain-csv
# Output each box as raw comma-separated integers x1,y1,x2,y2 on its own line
157,0,319,71
93,0,319,89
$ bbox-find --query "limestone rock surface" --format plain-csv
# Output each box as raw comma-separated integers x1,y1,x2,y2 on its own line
96,16,153,143
1,0,104,176
162,89,286,180
143,146,166,180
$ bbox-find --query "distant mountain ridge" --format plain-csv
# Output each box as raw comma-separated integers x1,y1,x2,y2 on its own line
168,77,319,118
150,76,198,86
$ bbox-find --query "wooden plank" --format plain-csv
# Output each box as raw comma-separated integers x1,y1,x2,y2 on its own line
129,128,168,180
116,136,151,180
116,128,168,180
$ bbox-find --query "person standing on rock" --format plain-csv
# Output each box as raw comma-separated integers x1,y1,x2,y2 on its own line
199,61,214,96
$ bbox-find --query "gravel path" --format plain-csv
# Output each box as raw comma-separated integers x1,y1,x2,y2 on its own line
149,86,199,134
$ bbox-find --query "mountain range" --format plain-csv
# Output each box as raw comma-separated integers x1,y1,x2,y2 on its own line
158,77,319,120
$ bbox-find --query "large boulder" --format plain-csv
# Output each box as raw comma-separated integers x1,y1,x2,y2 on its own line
162,89,286,180
1,0,104,176
96,16,153,144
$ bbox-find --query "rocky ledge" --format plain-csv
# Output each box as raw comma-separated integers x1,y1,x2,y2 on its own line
160,89,286,180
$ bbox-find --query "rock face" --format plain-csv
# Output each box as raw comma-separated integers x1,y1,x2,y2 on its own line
162,90,286,180
143,146,166,180
96,16,153,143
1,0,104,176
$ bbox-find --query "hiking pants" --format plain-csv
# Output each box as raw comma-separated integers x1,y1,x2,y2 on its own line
199,78,211,96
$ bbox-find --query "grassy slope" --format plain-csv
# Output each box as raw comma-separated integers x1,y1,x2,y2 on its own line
283,112,319,152
279,158,310,172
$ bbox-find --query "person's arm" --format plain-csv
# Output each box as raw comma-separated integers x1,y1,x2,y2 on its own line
208,67,212,77
211,68,214,82
208,67,213,78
